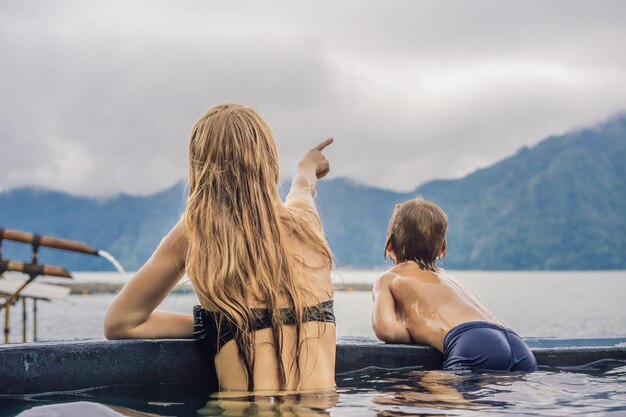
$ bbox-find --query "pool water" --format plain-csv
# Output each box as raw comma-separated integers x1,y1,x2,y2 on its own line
4,360,626,417
335,362,626,416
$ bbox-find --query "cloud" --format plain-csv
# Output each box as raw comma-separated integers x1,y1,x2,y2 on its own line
1,0,625,196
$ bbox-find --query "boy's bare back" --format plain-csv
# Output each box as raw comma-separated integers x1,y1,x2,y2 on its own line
373,198,537,372
376,261,499,352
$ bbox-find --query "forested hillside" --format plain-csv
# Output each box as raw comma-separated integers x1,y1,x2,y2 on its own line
2,115,624,270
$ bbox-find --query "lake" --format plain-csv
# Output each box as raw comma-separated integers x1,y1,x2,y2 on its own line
4,270,626,342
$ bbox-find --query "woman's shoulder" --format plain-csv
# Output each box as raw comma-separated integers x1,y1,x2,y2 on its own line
284,198,322,231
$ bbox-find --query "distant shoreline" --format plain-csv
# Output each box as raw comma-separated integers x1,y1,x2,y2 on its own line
55,281,374,295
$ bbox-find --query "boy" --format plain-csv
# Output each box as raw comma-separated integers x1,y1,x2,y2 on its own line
372,198,537,372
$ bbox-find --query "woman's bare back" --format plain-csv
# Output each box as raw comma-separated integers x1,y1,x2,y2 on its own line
214,230,336,391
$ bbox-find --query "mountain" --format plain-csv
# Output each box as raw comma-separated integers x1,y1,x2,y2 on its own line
424,114,626,270
1,115,625,271
0,183,187,271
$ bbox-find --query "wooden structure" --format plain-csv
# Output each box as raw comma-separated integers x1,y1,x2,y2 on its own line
0,227,99,343
0,278,70,343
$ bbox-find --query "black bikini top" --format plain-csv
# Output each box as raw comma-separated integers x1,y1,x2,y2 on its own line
192,299,335,352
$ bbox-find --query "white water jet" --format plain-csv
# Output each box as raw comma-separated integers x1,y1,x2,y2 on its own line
97,250,126,273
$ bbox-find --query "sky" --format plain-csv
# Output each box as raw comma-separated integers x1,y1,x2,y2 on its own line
1,1,626,196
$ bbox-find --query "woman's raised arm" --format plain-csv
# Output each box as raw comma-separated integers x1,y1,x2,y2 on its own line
104,220,193,340
285,138,333,221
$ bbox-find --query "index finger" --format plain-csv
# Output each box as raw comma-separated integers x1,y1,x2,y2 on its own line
314,137,334,151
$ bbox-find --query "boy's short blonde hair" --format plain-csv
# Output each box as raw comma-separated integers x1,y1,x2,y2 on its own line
385,198,448,271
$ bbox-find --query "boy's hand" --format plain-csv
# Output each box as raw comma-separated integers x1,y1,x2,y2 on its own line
297,138,334,179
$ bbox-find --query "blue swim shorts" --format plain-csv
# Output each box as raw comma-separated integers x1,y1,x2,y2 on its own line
443,321,538,372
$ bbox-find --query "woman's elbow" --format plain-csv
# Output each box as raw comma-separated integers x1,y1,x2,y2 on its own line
103,311,132,340
104,328,123,340
103,319,123,340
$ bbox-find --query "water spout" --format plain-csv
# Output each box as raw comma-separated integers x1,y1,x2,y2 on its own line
97,250,126,273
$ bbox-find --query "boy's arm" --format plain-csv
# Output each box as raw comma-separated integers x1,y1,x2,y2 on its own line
372,274,412,344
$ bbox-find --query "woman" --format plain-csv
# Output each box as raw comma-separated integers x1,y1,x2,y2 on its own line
104,104,336,392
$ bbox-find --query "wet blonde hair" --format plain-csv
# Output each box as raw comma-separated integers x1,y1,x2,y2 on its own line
385,198,448,271
183,104,332,391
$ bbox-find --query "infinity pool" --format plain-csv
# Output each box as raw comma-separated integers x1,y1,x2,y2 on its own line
4,358,626,417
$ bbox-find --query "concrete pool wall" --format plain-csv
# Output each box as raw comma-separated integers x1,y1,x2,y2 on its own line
1,337,625,395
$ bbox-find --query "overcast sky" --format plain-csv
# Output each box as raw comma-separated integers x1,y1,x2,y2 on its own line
1,1,625,196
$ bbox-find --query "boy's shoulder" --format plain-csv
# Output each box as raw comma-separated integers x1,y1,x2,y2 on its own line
374,269,419,305
387,262,444,284
376,262,444,284
374,270,399,288
376,263,415,281
387,261,424,277
374,266,413,289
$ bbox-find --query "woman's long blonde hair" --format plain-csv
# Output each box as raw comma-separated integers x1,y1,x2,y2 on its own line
183,104,332,391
